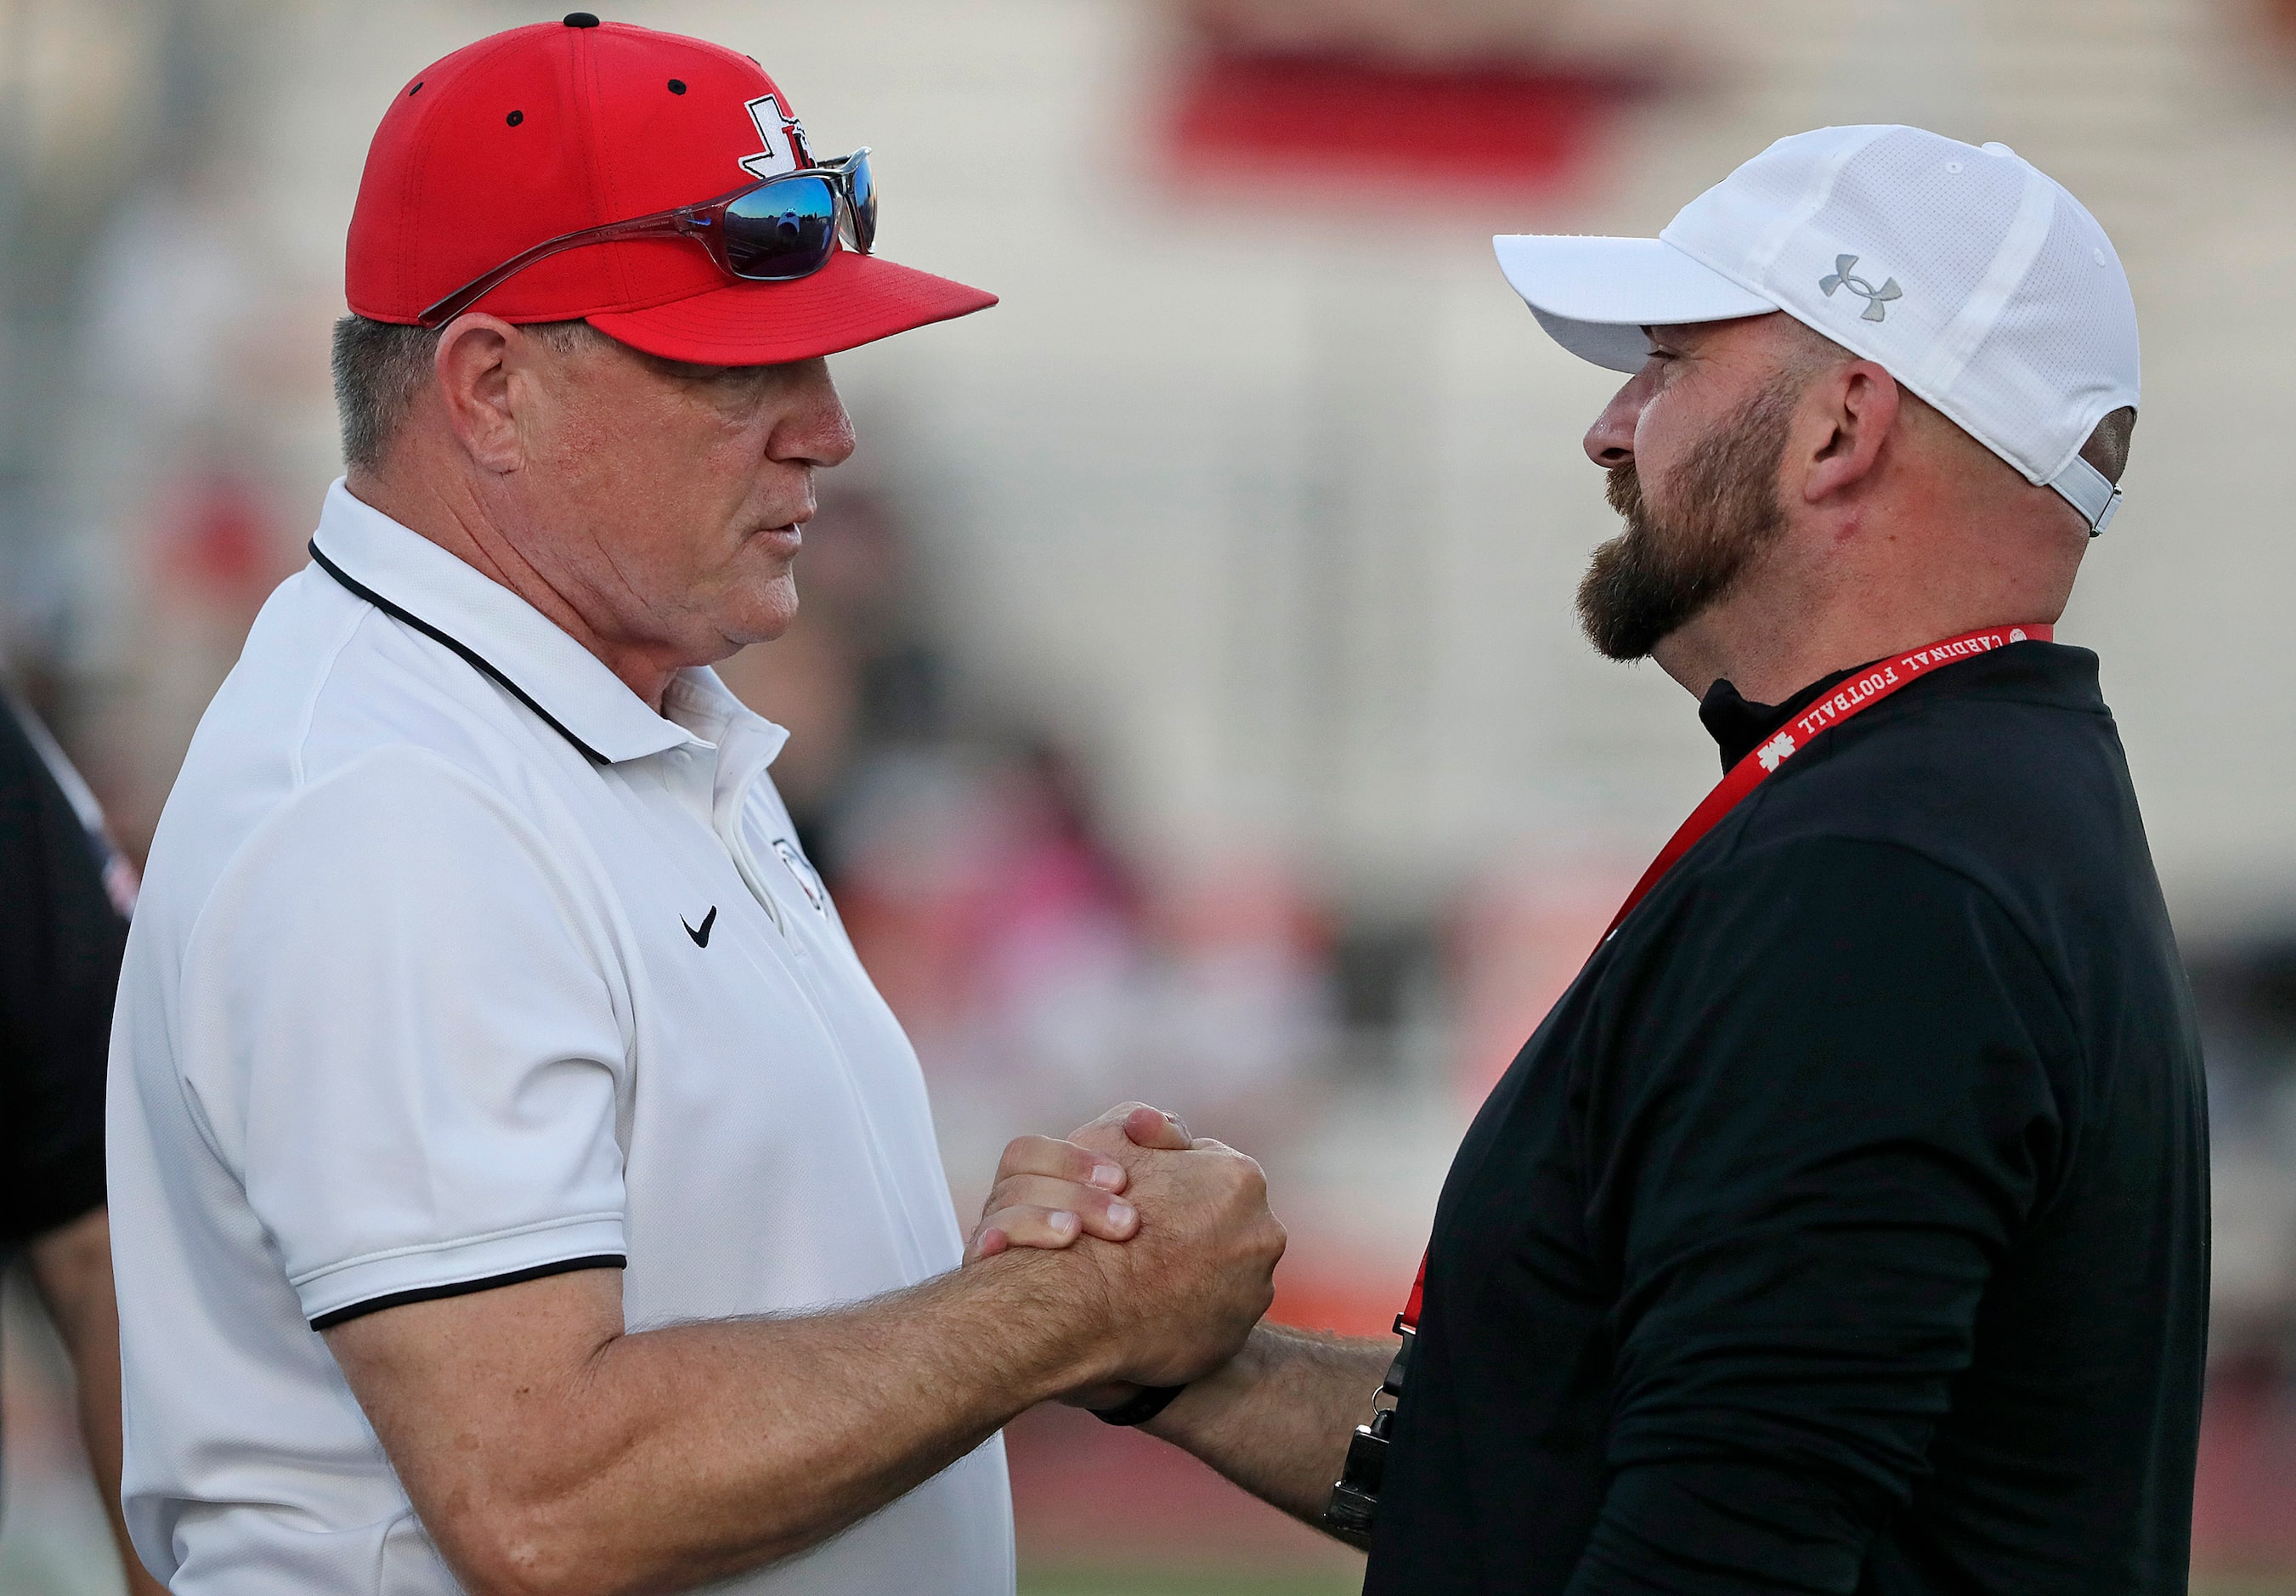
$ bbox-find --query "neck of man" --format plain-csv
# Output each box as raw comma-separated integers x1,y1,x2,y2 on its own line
346,464,685,713
1648,481,2088,708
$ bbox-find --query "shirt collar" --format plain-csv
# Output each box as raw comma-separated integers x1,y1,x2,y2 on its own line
1695,638,2091,771
308,479,782,768
665,664,790,773
1699,664,1865,772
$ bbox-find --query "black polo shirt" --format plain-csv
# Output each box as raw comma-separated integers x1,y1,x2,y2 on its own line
1,693,129,1248
1367,641,2208,1596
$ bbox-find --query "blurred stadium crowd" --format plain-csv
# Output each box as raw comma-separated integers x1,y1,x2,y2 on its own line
4,0,2296,1591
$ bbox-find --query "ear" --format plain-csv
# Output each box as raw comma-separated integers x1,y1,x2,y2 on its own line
432,314,524,475
1797,359,1902,507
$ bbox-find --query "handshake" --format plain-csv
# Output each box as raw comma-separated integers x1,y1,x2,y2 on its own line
961,1101,1292,1408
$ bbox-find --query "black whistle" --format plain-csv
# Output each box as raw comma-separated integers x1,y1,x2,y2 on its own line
1320,1320,1416,1548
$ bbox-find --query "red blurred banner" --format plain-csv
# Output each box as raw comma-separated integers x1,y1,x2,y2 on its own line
1167,42,1652,197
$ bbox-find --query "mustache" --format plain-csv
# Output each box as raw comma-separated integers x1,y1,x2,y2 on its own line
1605,461,1643,523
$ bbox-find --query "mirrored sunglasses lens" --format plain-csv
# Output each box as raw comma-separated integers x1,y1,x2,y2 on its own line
847,154,876,254
722,177,839,280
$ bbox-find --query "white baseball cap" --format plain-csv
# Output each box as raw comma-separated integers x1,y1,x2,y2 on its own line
1494,125,2139,534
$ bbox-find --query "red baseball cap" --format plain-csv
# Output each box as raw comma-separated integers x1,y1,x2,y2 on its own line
345,14,995,365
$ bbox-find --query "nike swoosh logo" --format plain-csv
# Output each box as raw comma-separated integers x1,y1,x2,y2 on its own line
682,906,717,948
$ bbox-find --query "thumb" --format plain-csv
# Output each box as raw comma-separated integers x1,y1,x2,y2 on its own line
1122,1104,1192,1152
1070,1101,1193,1157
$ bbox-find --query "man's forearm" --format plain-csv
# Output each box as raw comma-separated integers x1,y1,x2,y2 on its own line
329,1117,1283,1596
331,1248,1114,1596
1145,1322,1393,1526
579,1265,1069,1572
28,1209,168,1596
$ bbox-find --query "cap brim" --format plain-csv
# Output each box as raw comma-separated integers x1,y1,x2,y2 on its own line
585,247,995,365
1491,235,1778,374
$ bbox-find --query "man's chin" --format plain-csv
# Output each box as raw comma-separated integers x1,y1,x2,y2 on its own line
1581,596,1711,665
1577,546,1676,662
704,578,800,657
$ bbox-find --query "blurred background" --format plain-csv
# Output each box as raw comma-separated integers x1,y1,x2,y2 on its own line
3,0,2295,1592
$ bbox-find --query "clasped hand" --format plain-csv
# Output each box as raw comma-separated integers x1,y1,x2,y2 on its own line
966,1103,1286,1401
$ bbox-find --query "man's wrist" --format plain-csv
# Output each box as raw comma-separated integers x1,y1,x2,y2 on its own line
1089,1384,1186,1427
1140,1321,1275,1443
953,1245,1128,1406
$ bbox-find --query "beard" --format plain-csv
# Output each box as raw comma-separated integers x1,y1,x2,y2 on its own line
1575,381,1800,662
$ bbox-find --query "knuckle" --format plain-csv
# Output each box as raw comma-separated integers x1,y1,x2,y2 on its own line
1029,1177,1088,1208
1020,1137,1100,1182
999,1135,1049,1173
1003,1207,1071,1244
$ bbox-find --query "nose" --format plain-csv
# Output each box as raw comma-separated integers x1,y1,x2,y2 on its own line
778,358,857,469
1582,363,1655,469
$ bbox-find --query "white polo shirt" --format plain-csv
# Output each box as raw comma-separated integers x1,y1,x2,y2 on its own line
106,480,1013,1596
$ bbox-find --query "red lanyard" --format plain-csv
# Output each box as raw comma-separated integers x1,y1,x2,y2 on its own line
1397,622,2052,1333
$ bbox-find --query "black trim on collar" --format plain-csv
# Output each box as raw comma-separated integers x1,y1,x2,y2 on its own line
308,1254,626,1330
309,540,609,766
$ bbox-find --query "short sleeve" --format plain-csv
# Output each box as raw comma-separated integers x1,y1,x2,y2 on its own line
1567,837,2074,1594
178,747,631,1327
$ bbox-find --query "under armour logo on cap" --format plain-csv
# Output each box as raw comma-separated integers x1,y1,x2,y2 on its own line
1819,255,1902,322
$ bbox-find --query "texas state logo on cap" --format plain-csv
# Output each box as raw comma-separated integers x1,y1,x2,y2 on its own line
346,14,994,365
1492,125,2139,535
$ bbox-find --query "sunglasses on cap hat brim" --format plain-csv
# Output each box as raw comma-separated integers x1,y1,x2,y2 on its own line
417,149,876,330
